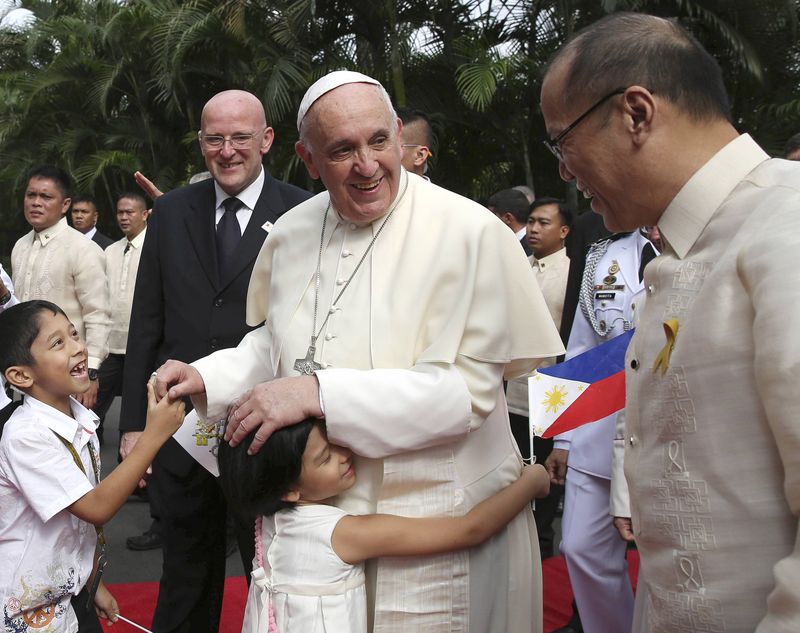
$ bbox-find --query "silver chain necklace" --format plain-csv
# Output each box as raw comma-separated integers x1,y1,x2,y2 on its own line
294,173,409,375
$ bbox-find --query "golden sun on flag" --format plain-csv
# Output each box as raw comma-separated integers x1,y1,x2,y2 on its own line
542,385,569,413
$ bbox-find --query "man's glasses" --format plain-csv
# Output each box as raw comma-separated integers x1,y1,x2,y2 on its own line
198,127,265,150
542,87,627,161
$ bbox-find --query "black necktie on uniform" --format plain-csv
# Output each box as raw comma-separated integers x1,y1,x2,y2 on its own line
217,197,243,277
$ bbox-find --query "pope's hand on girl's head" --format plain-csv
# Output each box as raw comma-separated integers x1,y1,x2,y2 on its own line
225,375,323,454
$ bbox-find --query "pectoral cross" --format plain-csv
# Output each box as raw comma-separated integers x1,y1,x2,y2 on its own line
294,344,322,375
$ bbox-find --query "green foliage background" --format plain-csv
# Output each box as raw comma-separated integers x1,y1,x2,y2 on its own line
0,0,798,256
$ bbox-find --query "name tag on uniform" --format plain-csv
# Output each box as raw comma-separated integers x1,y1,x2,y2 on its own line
595,292,616,300
594,284,624,291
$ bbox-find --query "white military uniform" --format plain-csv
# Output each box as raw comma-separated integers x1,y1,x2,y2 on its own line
193,170,565,632
556,231,652,633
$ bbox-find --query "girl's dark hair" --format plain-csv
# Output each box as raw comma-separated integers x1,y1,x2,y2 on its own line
0,300,68,373
217,417,318,523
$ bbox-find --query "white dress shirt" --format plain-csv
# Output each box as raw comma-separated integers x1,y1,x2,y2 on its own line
105,228,146,354
0,396,99,632
213,166,264,234
506,247,570,416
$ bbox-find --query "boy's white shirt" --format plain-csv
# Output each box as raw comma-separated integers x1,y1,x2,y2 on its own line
0,395,100,632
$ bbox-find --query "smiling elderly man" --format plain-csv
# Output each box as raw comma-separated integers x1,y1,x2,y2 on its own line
540,12,800,633
119,90,310,633
156,71,563,632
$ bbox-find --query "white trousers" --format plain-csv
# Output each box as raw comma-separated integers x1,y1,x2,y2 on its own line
561,468,634,633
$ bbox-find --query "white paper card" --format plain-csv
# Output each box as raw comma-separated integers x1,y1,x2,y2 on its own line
173,409,222,477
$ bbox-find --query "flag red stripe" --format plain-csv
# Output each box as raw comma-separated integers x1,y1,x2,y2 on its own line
540,371,626,438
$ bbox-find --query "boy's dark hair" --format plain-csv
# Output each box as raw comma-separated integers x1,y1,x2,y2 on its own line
217,417,318,523
0,300,67,374
28,165,72,198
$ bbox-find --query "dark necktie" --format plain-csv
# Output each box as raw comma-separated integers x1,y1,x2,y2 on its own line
217,197,243,277
124,242,131,254
639,241,657,282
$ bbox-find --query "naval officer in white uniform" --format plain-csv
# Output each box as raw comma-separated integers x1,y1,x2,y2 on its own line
547,230,655,633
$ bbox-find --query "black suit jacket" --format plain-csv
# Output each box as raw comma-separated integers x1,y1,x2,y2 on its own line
519,233,533,257
559,211,611,345
120,171,311,474
92,230,115,250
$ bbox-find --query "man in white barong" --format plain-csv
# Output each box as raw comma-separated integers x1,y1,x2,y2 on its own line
541,12,800,633
155,71,564,632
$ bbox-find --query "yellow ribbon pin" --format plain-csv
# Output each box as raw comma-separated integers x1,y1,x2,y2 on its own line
652,318,679,375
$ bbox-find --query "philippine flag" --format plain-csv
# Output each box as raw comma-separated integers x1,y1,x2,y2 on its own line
528,329,634,439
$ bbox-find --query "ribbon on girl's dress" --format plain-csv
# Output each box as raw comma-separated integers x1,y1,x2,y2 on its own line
248,516,279,633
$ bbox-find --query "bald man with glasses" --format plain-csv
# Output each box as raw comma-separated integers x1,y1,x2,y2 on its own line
541,12,800,633
119,90,311,633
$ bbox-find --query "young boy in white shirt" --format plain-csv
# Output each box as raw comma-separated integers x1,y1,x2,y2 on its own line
0,300,185,632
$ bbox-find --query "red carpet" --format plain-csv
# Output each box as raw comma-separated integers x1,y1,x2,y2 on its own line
102,577,246,633
543,550,639,631
104,551,639,633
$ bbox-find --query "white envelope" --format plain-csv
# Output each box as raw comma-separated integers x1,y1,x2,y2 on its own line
173,409,223,477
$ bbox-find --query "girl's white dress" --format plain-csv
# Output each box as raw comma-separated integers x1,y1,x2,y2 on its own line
243,504,367,633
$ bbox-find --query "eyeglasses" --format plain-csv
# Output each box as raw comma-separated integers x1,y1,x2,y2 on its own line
542,87,627,161
198,127,265,150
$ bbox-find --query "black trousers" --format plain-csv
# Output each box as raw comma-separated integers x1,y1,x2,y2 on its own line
509,412,562,559
72,585,103,633
93,353,126,443
149,447,255,633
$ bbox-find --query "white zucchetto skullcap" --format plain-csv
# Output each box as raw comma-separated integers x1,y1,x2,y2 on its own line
296,70,383,132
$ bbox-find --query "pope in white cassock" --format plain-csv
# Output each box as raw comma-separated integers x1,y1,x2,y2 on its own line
155,71,564,632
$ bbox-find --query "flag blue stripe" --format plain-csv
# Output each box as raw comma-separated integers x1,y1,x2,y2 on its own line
538,329,635,383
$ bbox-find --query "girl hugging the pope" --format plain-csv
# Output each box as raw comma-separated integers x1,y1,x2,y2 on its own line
218,417,550,633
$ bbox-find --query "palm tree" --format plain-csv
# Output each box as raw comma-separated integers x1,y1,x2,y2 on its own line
0,0,798,246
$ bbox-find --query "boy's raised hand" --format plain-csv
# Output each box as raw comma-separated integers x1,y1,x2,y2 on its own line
144,380,185,442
